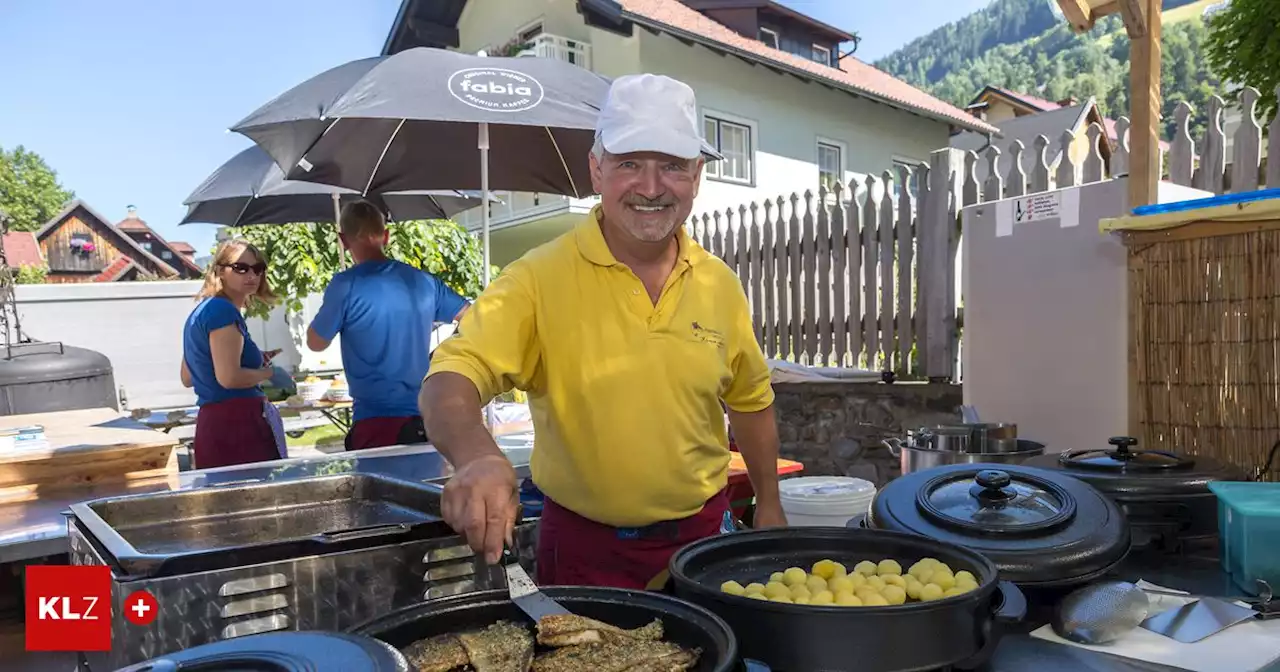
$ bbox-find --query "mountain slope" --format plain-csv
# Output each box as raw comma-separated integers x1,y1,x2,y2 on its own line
875,0,1225,139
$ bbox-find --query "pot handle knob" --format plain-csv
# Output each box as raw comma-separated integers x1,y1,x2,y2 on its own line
1108,436,1138,458
975,470,1011,490
881,437,904,456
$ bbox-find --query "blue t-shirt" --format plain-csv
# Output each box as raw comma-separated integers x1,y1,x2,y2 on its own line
183,297,265,406
309,259,468,422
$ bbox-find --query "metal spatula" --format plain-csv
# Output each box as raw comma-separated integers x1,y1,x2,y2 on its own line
500,546,572,621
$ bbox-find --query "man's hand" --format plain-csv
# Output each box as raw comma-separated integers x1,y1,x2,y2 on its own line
751,499,788,528
440,454,519,564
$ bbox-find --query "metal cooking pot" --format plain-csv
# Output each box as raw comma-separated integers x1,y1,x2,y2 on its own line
883,437,1046,475
667,527,1026,672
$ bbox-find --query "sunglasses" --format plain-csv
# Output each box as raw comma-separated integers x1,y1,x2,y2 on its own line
222,262,267,276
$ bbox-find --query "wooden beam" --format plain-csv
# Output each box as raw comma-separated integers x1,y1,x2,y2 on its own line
1117,0,1147,38
1128,0,1162,209
1056,0,1096,32
1092,1,1121,18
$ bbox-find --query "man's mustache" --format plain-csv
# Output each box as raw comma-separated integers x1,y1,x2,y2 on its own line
624,195,678,207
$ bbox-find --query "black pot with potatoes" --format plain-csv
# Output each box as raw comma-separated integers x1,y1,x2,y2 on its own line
667,527,1026,672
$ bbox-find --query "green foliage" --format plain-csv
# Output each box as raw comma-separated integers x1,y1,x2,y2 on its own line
1205,0,1280,123
875,0,1224,141
13,264,48,285
222,219,493,320
0,146,74,232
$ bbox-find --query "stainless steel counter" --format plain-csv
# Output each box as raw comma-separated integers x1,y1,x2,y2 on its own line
0,440,534,564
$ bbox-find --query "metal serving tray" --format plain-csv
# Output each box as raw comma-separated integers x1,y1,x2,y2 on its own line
68,473,452,579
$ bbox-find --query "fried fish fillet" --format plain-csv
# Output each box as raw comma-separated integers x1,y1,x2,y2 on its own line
400,633,469,672
457,621,536,672
531,641,700,672
401,621,534,672
536,615,665,647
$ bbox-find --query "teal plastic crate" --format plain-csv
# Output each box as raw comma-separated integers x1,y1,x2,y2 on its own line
1208,481,1280,595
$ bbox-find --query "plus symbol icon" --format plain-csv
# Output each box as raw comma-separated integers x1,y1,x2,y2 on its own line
123,590,158,626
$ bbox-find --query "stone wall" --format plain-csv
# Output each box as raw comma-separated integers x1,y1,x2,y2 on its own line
772,382,963,486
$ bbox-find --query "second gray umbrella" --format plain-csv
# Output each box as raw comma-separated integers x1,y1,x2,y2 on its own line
179,145,490,227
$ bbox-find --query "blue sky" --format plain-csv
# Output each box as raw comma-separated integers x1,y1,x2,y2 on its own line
0,0,989,254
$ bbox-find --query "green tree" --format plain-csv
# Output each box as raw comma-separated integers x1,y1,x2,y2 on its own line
1205,0,1280,123
13,264,49,284
222,219,493,320
0,146,74,232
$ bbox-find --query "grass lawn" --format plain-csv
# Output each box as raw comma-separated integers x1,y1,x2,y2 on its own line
286,424,346,448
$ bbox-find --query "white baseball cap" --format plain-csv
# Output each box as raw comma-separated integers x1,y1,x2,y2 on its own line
595,74,722,161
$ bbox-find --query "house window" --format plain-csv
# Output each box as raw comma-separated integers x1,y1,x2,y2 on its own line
161,250,173,260
892,158,921,200
818,141,843,192
812,44,832,66
703,114,754,185
759,27,779,49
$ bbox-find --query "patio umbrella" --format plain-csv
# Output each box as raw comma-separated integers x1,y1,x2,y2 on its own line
179,145,490,227
231,48,718,286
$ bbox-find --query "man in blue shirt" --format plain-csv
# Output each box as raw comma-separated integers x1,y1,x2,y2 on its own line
308,200,469,450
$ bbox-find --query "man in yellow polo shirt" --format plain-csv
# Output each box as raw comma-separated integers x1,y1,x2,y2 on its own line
420,73,786,589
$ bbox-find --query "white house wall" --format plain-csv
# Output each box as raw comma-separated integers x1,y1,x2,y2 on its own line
640,33,950,212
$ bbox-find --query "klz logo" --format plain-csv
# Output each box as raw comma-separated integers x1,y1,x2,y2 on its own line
25,565,111,651
448,68,544,112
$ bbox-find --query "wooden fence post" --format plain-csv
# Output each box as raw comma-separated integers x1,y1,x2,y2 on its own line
922,148,965,382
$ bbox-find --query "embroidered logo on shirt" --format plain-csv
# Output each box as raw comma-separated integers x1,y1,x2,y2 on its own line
691,321,726,348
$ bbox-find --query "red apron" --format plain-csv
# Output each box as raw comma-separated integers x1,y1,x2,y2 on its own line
345,416,426,451
535,490,731,590
193,397,280,469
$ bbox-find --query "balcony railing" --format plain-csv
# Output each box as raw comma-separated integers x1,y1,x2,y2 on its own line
517,33,592,71
455,192,599,230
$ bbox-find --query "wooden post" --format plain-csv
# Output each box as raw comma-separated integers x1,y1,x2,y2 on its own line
1128,0,1162,209
922,148,965,382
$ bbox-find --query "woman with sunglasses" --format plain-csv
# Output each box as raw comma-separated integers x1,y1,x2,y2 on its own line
180,240,286,469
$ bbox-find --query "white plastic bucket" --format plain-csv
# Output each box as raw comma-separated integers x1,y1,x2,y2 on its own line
779,476,877,527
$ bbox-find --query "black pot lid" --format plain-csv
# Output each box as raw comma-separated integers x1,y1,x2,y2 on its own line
113,631,409,671
1024,436,1247,497
868,463,1129,586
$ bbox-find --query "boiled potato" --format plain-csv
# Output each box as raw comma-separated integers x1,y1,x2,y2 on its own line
834,592,863,607
862,592,890,607
854,587,880,603
919,583,945,602
763,582,791,599
882,574,907,589
827,576,855,594
881,585,908,605
904,576,924,600
877,559,903,576
731,556,975,609
930,570,957,591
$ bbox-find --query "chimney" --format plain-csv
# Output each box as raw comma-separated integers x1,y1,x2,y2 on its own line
126,204,138,219
1057,97,1077,107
